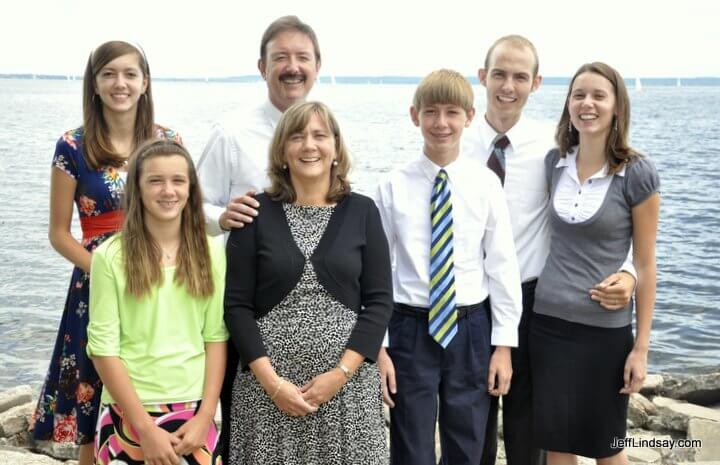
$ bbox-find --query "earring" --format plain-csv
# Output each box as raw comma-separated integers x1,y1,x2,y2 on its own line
332,160,338,166
282,164,288,170
613,118,618,132
568,121,573,132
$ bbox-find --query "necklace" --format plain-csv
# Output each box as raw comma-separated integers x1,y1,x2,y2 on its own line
161,245,179,262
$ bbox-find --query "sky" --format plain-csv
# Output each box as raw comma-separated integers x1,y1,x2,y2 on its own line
3,0,719,79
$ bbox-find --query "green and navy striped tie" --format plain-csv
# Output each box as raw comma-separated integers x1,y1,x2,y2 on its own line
429,169,458,348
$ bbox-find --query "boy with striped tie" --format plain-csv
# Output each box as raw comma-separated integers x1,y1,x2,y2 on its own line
374,69,523,465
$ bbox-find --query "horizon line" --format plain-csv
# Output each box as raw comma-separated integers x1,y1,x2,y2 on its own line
2,74,720,86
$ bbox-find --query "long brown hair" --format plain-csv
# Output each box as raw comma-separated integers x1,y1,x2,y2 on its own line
122,139,213,298
555,62,641,173
266,101,351,203
82,41,155,170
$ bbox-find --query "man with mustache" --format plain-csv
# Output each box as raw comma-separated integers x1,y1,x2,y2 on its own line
198,15,321,234
196,15,320,461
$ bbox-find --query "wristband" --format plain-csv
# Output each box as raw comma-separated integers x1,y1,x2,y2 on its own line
337,362,354,380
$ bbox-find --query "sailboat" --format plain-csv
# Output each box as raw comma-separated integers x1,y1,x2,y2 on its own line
676,78,682,87
635,77,642,91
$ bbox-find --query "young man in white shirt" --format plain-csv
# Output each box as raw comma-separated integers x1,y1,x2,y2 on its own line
464,36,637,465
197,15,321,235
375,69,523,465
195,15,321,461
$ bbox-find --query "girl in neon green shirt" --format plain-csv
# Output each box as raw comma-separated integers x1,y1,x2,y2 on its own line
88,139,228,465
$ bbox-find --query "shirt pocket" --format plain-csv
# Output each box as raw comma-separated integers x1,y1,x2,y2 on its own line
453,209,487,266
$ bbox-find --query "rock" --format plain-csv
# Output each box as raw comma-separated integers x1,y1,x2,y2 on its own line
688,418,720,461
31,439,79,461
629,393,657,428
0,430,31,448
678,462,720,465
0,446,67,465
627,446,662,463
645,415,672,433
657,402,720,431
660,372,720,405
0,402,33,437
635,393,659,415
0,386,33,414
641,374,664,395
652,396,683,408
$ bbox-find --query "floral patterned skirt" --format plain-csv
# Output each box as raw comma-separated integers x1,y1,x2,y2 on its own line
31,232,112,445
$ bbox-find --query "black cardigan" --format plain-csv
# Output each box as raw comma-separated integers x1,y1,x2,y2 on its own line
224,192,393,370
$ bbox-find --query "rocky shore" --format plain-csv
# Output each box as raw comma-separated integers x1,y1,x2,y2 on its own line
2,372,719,464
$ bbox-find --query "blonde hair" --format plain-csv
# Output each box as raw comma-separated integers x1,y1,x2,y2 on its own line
412,69,474,113
266,101,351,203
122,139,214,298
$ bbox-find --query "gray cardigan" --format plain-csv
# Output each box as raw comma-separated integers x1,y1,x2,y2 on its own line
533,149,660,328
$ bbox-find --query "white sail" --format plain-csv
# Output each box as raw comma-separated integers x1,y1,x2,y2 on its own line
635,77,642,91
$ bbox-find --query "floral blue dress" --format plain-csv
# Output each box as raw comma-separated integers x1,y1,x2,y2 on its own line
32,125,181,445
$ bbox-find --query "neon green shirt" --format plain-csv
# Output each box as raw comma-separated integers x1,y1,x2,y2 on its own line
87,235,228,405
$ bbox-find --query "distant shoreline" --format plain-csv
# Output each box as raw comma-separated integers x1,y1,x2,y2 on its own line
2,74,720,86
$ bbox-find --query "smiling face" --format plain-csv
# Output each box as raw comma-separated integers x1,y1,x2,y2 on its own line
284,112,337,188
139,154,190,227
411,102,474,164
479,42,541,132
94,52,147,117
568,71,617,141
259,29,320,112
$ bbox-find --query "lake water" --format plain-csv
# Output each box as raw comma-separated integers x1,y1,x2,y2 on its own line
0,79,718,391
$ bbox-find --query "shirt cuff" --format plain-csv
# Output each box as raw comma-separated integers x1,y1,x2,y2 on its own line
382,330,389,348
204,203,227,236
491,326,518,348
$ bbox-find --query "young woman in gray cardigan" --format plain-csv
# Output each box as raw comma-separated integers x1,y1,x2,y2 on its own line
530,62,660,464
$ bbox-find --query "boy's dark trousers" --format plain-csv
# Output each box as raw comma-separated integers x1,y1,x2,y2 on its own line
388,300,492,465
480,279,546,465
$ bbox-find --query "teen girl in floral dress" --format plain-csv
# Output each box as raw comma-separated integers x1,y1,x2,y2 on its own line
31,41,180,465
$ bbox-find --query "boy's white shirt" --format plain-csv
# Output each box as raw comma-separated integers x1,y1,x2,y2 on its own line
374,153,523,348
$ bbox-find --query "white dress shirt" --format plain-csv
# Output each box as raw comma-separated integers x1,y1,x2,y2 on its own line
374,154,523,347
553,147,627,223
462,115,556,282
462,117,637,281
196,99,283,235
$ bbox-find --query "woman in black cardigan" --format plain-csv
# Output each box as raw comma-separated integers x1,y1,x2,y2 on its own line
224,101,393,465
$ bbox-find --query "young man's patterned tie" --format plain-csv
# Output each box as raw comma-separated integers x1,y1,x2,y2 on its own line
429,168,458,348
